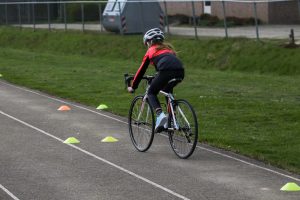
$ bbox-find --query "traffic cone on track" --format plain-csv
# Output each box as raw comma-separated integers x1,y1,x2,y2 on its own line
58,105,71,111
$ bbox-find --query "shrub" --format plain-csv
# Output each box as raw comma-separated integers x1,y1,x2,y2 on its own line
226,16,261,26
167,13,261,27
66,3,100,22
199,14,219,26
168,14,190,25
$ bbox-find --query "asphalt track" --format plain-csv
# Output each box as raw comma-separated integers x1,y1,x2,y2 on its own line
0,80,299,200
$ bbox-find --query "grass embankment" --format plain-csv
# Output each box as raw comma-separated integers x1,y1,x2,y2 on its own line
0,27,299,174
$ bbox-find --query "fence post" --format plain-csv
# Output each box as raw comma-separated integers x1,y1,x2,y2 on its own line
163,1,169,34
59,1,63,22
32,3,35,31
191,1,198,39
253,1,259,40
27,3,31,24
99,3,103,32
298,0,300,20
64,3,67,31
140,1,145,33
5,4,8,25
222,1,228,38
81,3,85,32
47,3,51,31
118,2,123,35
18,3,21,29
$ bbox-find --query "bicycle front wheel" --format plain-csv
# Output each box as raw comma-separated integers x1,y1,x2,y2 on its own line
168,99,198,159
129,95,155,152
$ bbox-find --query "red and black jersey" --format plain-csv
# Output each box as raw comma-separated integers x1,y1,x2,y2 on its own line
131,45,183,89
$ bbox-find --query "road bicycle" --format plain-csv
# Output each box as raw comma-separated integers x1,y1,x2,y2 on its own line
124,74,198,159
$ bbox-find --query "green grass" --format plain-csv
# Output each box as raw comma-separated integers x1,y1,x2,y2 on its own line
0,27,299,75
0,27,299,174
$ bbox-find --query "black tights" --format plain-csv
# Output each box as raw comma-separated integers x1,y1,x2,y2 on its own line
148,70,184,115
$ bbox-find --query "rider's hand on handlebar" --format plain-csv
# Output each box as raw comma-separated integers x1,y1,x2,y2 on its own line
127,87,134,93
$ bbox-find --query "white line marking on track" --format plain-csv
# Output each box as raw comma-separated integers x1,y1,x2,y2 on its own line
197,146,300,182
1,81,300,182
0,110,190,200
0,184,20,200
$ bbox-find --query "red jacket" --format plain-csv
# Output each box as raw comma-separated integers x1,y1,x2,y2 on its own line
131,45,180,89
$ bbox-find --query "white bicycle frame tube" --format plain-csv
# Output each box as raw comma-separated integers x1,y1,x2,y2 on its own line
169,100,179,130
145,103,150,124
159,91,179,130
137,94,147,121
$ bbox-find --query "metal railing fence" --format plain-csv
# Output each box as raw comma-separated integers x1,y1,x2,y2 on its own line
0,0,300,40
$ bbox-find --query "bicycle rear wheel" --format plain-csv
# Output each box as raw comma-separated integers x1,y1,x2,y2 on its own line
168,99,198,159
129,95,155,152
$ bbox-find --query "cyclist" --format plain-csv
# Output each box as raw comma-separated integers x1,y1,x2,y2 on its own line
127,28,184,132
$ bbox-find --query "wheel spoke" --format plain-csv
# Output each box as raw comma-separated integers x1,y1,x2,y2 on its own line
168,100,198,159
129,96,154,152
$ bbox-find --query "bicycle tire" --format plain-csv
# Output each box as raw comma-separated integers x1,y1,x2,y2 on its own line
168,99,198,159
128,95,155,152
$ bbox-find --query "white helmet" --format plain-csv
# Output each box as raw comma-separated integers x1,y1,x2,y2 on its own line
143,28,164,46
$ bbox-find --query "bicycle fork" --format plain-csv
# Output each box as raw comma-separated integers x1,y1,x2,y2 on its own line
137,95,150,124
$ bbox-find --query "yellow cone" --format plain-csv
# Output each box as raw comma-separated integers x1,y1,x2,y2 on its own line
101,136,118,142
97,104,108,110
280,182,300,191
63,137,80,144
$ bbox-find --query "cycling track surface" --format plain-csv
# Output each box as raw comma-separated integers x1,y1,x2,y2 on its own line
0,80,299,200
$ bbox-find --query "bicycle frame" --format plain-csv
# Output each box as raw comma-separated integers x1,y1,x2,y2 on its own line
159,90,179,130
161,91,192,132
137,84,191,132
125,74,189,132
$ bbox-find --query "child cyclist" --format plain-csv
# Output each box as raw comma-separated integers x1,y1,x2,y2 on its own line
127,28,184,132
